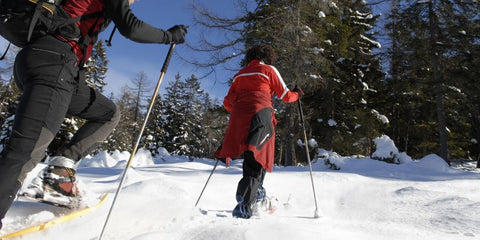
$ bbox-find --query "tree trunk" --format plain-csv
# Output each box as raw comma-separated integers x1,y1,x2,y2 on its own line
325,90,335,151
283,106,297,166
277,141,283,166
429,0,449,165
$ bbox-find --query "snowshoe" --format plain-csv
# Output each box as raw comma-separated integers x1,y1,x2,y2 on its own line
258,196,280,214
253,186,280,216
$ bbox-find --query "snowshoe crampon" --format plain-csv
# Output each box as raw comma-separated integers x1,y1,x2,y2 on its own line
252,196,280,216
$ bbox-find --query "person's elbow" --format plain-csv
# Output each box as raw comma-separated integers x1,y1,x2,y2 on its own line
117,25,145,42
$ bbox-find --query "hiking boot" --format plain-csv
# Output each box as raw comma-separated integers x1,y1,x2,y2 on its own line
43,156,79,197
251,186,267,216
40,156,81,208
256,186,266,203
21,156,80,207
43,166,78,197
233,203,251,219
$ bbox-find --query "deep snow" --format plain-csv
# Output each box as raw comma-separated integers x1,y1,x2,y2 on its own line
0,144,479,240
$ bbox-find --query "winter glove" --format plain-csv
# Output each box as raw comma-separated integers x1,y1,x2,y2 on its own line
292,85,304,98
218,157,228,166
167,25,188,44
214,145,230,167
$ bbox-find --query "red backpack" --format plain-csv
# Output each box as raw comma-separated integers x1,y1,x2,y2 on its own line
0,0,108,61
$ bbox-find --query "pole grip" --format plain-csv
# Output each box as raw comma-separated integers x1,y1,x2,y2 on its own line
161,43,176,73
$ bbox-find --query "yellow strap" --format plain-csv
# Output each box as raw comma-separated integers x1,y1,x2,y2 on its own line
28,0,57,15
0,194,109,239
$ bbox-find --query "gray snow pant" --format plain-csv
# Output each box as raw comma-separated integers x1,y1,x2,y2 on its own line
0,35,120,227
236,151,266,215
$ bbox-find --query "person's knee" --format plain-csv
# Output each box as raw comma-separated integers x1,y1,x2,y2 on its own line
99,100,120,125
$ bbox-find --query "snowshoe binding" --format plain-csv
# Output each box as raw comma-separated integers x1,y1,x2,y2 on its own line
252,187,279,215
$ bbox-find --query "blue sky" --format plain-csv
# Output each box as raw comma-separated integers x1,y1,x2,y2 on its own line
100,0,247,101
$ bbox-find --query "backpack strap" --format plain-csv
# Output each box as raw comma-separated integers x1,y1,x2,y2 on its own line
27,0,46,42
57,11,105,29
26,0,61,42
27,0,104,45
78,15,102,67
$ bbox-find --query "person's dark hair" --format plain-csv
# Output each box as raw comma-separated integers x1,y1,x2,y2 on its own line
241,44,276,67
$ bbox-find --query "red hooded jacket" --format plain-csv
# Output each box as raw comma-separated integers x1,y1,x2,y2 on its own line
215,60,299,172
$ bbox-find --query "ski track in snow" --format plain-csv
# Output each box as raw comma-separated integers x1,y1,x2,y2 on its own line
1,151,479,240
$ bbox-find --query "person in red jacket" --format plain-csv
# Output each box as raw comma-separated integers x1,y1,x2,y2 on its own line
215,44,303,218
0,0,187,229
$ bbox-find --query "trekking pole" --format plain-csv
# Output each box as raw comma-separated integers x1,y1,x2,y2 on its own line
297,99,320,219
195,159,219,207
98,43,176,240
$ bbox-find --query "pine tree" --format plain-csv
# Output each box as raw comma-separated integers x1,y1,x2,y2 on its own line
144,94,167,156
440,0,480,163
200,94,228,157
316,0,384,156
84,40,108,92
160,73,224,157
105,86,137,152
126,71,151,149
382,0,479,162
182,74,206,157
0,79,20,151
0,44,19,146
163,73,186,154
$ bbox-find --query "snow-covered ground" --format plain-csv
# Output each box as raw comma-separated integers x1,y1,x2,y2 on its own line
1,142,479,240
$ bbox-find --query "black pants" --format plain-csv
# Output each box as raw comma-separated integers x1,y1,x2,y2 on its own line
236,151,266,214
0,35,120,224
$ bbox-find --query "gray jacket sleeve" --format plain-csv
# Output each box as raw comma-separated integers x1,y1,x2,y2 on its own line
103,0,171,44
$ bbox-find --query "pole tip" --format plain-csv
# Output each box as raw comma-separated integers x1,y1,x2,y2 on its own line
314,209,321,219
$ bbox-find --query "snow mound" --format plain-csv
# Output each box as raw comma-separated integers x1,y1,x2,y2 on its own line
371,135,412,164
78,149,155,168
412,154,452,173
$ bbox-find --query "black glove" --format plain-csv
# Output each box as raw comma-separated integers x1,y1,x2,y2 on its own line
292,85,304,98
167,25,188,44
